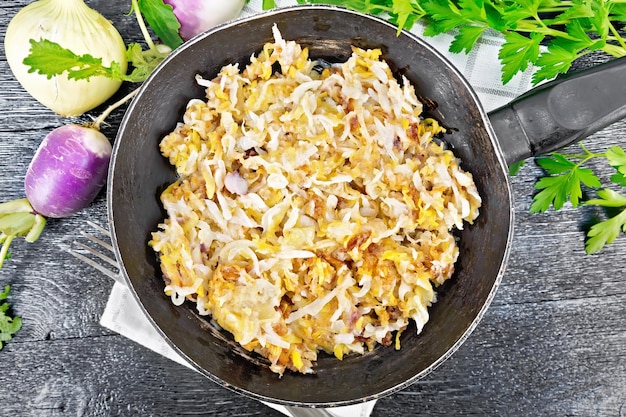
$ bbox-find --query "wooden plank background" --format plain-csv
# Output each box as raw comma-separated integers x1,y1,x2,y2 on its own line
0,1,624,416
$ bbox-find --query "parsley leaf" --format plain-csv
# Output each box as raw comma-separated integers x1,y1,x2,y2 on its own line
532,43,579,85
589,0,611,39
511,0,541,16
392,0,425,32
611,172,626,187
606,145,626,176
450,25,487,53
0,285,22,350
530,153,601,212
421,1,465,35
494,2,534,29
607,146,626,186
585,189,626,254
456,0,486,21
610,3,626,21
499,31,543,84
548,1,594,23
535,153,577,174
562,20,600,50
521,143,626,252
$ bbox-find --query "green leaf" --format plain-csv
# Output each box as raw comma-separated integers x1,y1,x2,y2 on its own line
567,171,585,207
588,0,610,39
562,19,597,50
422,0,459,21
263,0,277,9
23,39,116,81
549,19,605,56
509,160,526,176
456,0,486,21
585,204,626,254
0,285,22,350
606,145,626,176
586,188,626,208
483,1,510,32
23,38,166,84
610,172,626,187
422,20,455,36
0,199,47,269
530,175,569,212
499,31,543,84
392,0,425,31
578,166,603,189
530,154,601,212
495,2,534,29
511,0,542,15
536,153,575,175
531,42,578,85
585,188,626,253
421,0,466,34
546,1,594,24
388,11,421,32
449,25,487,53
137,0,183,50
609,3,626,21
125,42,171,83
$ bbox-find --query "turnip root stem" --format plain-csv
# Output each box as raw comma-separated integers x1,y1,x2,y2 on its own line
0,199,46,269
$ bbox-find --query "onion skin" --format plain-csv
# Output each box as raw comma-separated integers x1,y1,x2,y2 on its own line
25,125,112,218
4,0,127,117
163,0,246,40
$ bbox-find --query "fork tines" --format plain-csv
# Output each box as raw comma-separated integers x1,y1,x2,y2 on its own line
67,221,124,284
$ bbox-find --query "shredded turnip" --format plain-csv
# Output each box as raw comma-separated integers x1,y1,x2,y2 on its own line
149,26,482,376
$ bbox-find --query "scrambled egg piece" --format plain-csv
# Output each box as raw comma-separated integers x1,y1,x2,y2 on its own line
150,25,481,375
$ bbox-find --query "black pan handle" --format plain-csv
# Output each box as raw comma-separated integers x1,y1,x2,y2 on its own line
487,57,626,166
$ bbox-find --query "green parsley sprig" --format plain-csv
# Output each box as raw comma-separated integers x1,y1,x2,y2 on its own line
296,0,626,86
530,145,626,254
0,285,22,350
530,144,604,212
586,189,626,253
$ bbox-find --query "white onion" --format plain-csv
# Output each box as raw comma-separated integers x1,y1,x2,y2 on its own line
4,0,127,116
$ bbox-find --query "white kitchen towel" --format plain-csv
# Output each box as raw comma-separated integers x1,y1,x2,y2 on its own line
101,281,376,417
100,2,539,416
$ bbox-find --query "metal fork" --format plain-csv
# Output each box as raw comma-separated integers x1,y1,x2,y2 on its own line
67,221,123,285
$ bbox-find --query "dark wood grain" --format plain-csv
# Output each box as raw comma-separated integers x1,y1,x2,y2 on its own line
1,1,625,416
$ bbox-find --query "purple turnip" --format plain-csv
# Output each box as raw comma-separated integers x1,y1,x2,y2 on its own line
163,0,246,41
0,124,112,268
25,124,111,218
